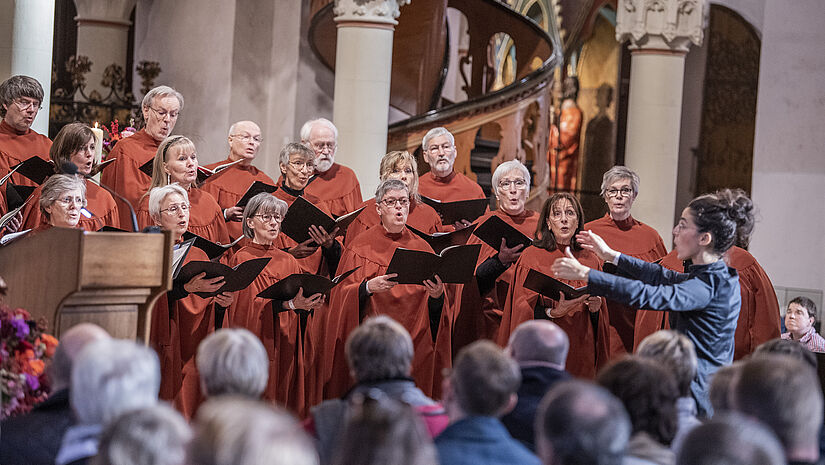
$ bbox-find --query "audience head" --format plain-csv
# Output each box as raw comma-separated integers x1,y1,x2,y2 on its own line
379,151,420,201
190,397,317,465
241,192,288,244
681,188,754,256
300,118,338,173
708,363,740,413
71,338,160,426
675,413,786,465
151,135,198,190
0,75,43,132
149,184,190,240
331,393,437,465
731,354,823,462
600,166,639,221
227,121,263,162
506,320,569,369
92,404,191,465
492,159,530,216
374,178,410,234
48,323,109,392
50,122,97,176
754,337,817,369
197,328,269,399
596,357,679,446
346,315,413,383
636,330,698,397
421,127,456,178
535,193,584,251
279,142,315,190
445,340,521,418
536,380,631,465
783,296,818,340
141,85,184,141
39,174,86,228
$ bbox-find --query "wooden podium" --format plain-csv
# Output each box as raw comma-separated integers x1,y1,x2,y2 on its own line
0,228,173,342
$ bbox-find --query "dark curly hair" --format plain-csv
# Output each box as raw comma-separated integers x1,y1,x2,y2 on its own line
687,188,754,253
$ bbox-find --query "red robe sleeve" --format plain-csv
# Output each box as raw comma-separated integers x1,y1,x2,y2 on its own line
726,247,781,359
0,121,52,190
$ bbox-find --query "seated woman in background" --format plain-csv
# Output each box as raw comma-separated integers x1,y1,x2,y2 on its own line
781,296,825,353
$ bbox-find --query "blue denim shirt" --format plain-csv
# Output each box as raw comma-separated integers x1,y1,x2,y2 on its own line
588,255,740,416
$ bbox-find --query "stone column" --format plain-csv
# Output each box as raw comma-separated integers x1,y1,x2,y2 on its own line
616,0,707,239
2,0,56,135
73,0,136,100
332,0,410,199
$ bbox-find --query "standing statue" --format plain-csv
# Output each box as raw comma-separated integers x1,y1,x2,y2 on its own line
548,76,583,192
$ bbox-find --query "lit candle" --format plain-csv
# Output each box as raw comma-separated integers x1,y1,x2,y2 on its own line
91,122,104,181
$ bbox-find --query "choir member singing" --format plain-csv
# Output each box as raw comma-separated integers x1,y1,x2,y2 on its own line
301,118,363,217
0,76,52,190
584,166,667,355
498,193,608,378
36,174,87,232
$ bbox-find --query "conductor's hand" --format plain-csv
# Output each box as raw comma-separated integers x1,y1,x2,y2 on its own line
308,225,339,249
575,230,619,263
546,291,589,319
224,206,244,222
288,287,325,310
423,274,445,299
452,219,473,230
498,239,525,266
551,247,591,281
214,291,233,307
288,238,319,259
184,272,225,294
367,274,398,294
5,211,22,233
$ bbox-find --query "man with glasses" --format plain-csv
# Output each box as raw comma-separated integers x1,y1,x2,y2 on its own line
583,166,667,357
0,75,52,193
201,120,275,239
102,85,184,228
300,118,363,217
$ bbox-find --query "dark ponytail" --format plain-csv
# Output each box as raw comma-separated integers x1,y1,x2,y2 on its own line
687,188,754,255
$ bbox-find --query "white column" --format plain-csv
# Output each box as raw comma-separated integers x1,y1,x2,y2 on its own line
73,0,136,99
332,0,410,200
8,0,56,135
616,0,707,239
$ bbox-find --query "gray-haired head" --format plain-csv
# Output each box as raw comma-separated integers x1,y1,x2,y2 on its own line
241,193,288,240
142,85,184,112
197,329,269,399
93,404,192,465
300,118,338,142
0,75,44,118
346,315,414,382
636,330,698,397
492,160,531,196
600,166,640,198
39,174,86,220
278,142,315,172
148,184,189,222
374,179,409,203
421,127,455,153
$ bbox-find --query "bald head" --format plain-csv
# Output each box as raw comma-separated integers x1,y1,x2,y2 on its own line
228,120,262,162
49,324,110,391
506,320,569,368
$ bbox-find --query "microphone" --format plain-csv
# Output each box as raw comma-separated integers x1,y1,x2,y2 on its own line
62,162,140,233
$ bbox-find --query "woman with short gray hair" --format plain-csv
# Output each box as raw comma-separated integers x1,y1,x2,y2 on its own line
92,404,191,465
197,328,269,399
37,174,87,230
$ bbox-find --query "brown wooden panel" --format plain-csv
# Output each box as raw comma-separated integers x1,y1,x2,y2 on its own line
80,232,168,288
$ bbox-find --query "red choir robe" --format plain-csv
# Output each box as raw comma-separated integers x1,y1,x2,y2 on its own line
226,242,308,413
101,129,160,228
660,246,780,360
304,163,363,218
271,186,332,275
322,226,455,400
497,246,610,379
584,214,668,355
343,198,441,246
19,179,120,232
418,170,488,229
451,209,539,352
136,187,230,246
201,158,275,239
149,246,216,418
0,121,52,216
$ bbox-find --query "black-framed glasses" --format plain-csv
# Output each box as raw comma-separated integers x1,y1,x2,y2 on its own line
606,187,633,198
380,197,409,207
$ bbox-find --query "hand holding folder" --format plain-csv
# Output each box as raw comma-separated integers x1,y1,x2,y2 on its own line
472,215,533,251
176,257,271,298
281,196,364,244
386,244,481,284
181,231,243,260
235,181,278,208
257,267,360,302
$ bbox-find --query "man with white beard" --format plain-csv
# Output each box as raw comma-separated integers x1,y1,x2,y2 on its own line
301,118,362,217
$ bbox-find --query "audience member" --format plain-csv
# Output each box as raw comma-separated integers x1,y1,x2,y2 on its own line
707,363,740,414
675,413,786,465
597,357,679,465
56,338,160,465
0,324,109,465
501,320,571,450
781,296,825,353
91,404,191,465
754,337,817,369
435,340,540,465
189,397,317,465
536,380,631,465
196,328,269,399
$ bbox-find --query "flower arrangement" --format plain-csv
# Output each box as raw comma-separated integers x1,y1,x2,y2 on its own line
101,119,137,156
0,305,58,418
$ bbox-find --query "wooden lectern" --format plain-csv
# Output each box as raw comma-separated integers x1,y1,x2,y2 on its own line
0,228,173,342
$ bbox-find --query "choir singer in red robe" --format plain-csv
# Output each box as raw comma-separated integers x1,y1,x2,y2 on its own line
301,118,363,217
584,166,667,356
0,76,52,191
35,174,87,232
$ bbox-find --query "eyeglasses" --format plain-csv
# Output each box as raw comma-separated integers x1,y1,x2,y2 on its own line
606,187,633,198
426,143,453,154
380,197,409,208
288,160,315,171
391,168,414,176
56,196,86,207
149,106,180,120
232,134,263,143
254,213,283,223
497,179,527,189
161,203,189,215
311,141,336,152
12,98,41,112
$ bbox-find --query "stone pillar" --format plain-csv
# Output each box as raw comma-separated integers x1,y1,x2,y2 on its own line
332,0,410,199
616,0,707,239
73,0,136,99
3,0,56,135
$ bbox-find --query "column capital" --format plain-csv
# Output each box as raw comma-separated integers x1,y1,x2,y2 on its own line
615,0,707,53
333,0,411,26
73,0,136,28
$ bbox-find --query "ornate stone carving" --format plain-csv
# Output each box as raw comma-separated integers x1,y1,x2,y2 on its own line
616,0,707,51
333,0,411,25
